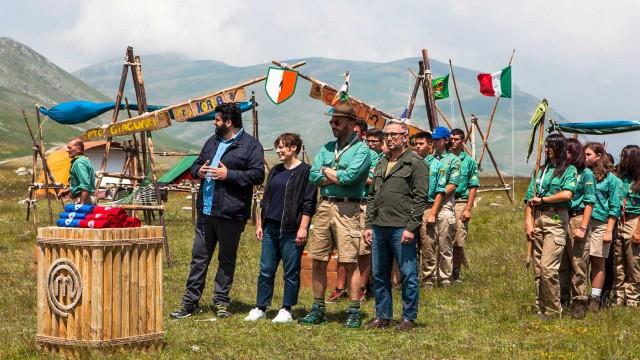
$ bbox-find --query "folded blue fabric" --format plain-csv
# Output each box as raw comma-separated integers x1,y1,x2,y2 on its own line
63,204,95,213
59,212,88,219
56,218,82,227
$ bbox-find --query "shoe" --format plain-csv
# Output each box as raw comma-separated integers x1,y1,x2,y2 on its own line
298,304,326,325
272,308,293,323
359,287,367,303
536,312,551,321
244,307,266,321
396,319,415,331
571,300,586,319
364,318,390,330
423,282,434,291
170,304,202,319
326,288,347,302
588,296,601,313
452,268,462,283
216,303,231,318
440,281,451,288
343,308,362,328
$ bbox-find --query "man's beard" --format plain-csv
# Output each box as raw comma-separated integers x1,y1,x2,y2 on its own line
216,123,230,137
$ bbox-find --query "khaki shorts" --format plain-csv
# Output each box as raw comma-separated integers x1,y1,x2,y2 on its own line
310,200,361,263
590,218,611,258
454,202,470,248
358,204,371,256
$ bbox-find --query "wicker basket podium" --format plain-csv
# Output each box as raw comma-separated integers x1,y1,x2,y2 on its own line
35,226,164,356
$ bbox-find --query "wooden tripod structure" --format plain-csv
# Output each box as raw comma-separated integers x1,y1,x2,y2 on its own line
24,108,64,225
93,46,173,266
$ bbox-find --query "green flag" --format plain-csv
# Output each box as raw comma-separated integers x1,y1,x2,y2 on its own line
432,74,450,100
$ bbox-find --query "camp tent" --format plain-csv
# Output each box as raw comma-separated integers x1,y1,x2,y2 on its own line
158,155,198,186
36,141,128,197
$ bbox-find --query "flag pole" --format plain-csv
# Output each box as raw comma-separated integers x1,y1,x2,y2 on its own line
477,49,516,167
449,59,471,136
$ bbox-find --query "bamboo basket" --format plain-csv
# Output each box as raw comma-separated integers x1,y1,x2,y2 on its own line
35,226,164,356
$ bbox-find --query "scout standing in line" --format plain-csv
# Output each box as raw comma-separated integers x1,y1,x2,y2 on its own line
413,132,446,289
300,101,371,328
583,142,621,311
558,138,595,319
613,145,640,306
430,126,460,287
449,128,479,283
524,134,577,318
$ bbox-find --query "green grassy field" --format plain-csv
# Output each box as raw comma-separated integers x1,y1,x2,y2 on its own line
1,164,640,359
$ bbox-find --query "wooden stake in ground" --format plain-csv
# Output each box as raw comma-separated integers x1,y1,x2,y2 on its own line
421,49,439,130
448,59,471,136
526,114,546,268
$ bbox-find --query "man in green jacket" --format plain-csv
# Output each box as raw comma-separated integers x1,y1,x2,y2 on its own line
363,119,428,331
58,138,96,204
299,101,371,328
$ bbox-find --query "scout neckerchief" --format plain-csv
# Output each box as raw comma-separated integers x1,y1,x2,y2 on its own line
333,132,359,169
537,164,550,196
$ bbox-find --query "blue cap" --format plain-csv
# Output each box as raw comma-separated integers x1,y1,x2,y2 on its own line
431,126,451,139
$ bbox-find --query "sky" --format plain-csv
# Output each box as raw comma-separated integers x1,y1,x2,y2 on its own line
2,0,640,126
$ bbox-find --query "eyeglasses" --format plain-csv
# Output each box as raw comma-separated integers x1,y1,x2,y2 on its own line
366,139,381,144
385,132,407,139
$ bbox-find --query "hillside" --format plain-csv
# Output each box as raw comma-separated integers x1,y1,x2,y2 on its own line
0,38,194,160
76,54,564,175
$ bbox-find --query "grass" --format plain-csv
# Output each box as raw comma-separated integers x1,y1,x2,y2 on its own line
1,162,640,359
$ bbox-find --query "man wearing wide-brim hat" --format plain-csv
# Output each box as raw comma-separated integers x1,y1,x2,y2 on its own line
299,101,371,328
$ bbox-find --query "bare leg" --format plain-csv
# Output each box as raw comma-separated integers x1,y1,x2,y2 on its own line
591,256,605,289
312,259,328,299
358,254,371,291
344,262,360,301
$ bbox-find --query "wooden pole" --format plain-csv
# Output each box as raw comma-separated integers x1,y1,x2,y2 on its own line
448,59,471,136
527,116,546,267
477,49,516,165
472,119,514,203
24,110,37,222
421,49,439,130
36,106,54,225
251,91,258,140
405,68,422,120
435,105,472,154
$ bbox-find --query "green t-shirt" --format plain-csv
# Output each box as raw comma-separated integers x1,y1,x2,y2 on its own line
591,172,621,222
69,155,96,197
424,155,446,203
619,176,640,216
525,163,578,209
454,151,479,200
310,132,371,199
435,151,461,187
570,168,596,211
362,149,381,198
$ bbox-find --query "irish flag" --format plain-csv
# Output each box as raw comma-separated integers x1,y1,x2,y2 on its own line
477,66,511,98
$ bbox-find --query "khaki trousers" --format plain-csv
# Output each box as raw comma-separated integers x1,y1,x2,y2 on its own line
419,205,437,285
614,217,640,306
453,202,470,248
532,208,568,315
420,202,456,286
559,215,591,302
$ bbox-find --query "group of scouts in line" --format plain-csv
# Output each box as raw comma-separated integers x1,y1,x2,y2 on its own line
169,101,480,331
525,135,640,319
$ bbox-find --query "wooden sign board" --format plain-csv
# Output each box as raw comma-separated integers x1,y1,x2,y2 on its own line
173,87,247,122
309,82,386,129
84,111,171,140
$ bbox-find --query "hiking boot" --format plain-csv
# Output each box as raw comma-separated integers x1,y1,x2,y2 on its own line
588,296,601,313
364,318,390,330
452,268,462,283
571,300,587,319
423,282,434,291
536,312,551,321
298,304,326,325
396,319,415,331
326,288,347,302
216,303,231,318
343,308,362,328
170,304,202,319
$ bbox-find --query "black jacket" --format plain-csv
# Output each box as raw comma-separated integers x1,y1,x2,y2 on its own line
260,162,318,233
192,130,265,221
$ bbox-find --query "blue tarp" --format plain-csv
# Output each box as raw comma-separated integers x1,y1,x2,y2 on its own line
552,120,640,135
39,100,255,125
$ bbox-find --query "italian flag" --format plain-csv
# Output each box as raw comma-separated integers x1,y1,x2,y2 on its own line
477,66,511,98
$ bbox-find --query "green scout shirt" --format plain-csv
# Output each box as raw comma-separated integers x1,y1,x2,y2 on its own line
591,172,621,222
570,168,596,211
424,155,446,203
435,151,461,187
524,163,578,209
69,155,96,197
362,149,381,198
620,176,640,216
454,151,479,200
310,132,371,199
365,150,429,232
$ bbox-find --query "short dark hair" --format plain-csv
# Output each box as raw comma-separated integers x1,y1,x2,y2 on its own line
451,128,465,138
412,131,432,141
70,138,84,152
354,119,368,134
366,128,384,140
215,103,243,128
274,133,303,154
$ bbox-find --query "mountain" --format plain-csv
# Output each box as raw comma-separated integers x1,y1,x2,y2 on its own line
0,38,194,160
75,55,565,176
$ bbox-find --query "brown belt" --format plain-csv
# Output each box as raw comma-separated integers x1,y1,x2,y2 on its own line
535,206,567,213
321,195,361,203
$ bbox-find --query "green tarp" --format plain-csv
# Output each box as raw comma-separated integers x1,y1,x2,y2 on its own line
158,155,197,185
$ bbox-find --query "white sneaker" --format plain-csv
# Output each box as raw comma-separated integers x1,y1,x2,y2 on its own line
271,308,293,323
244,308,265,321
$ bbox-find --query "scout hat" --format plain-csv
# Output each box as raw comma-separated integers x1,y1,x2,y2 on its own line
431,126,451,139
